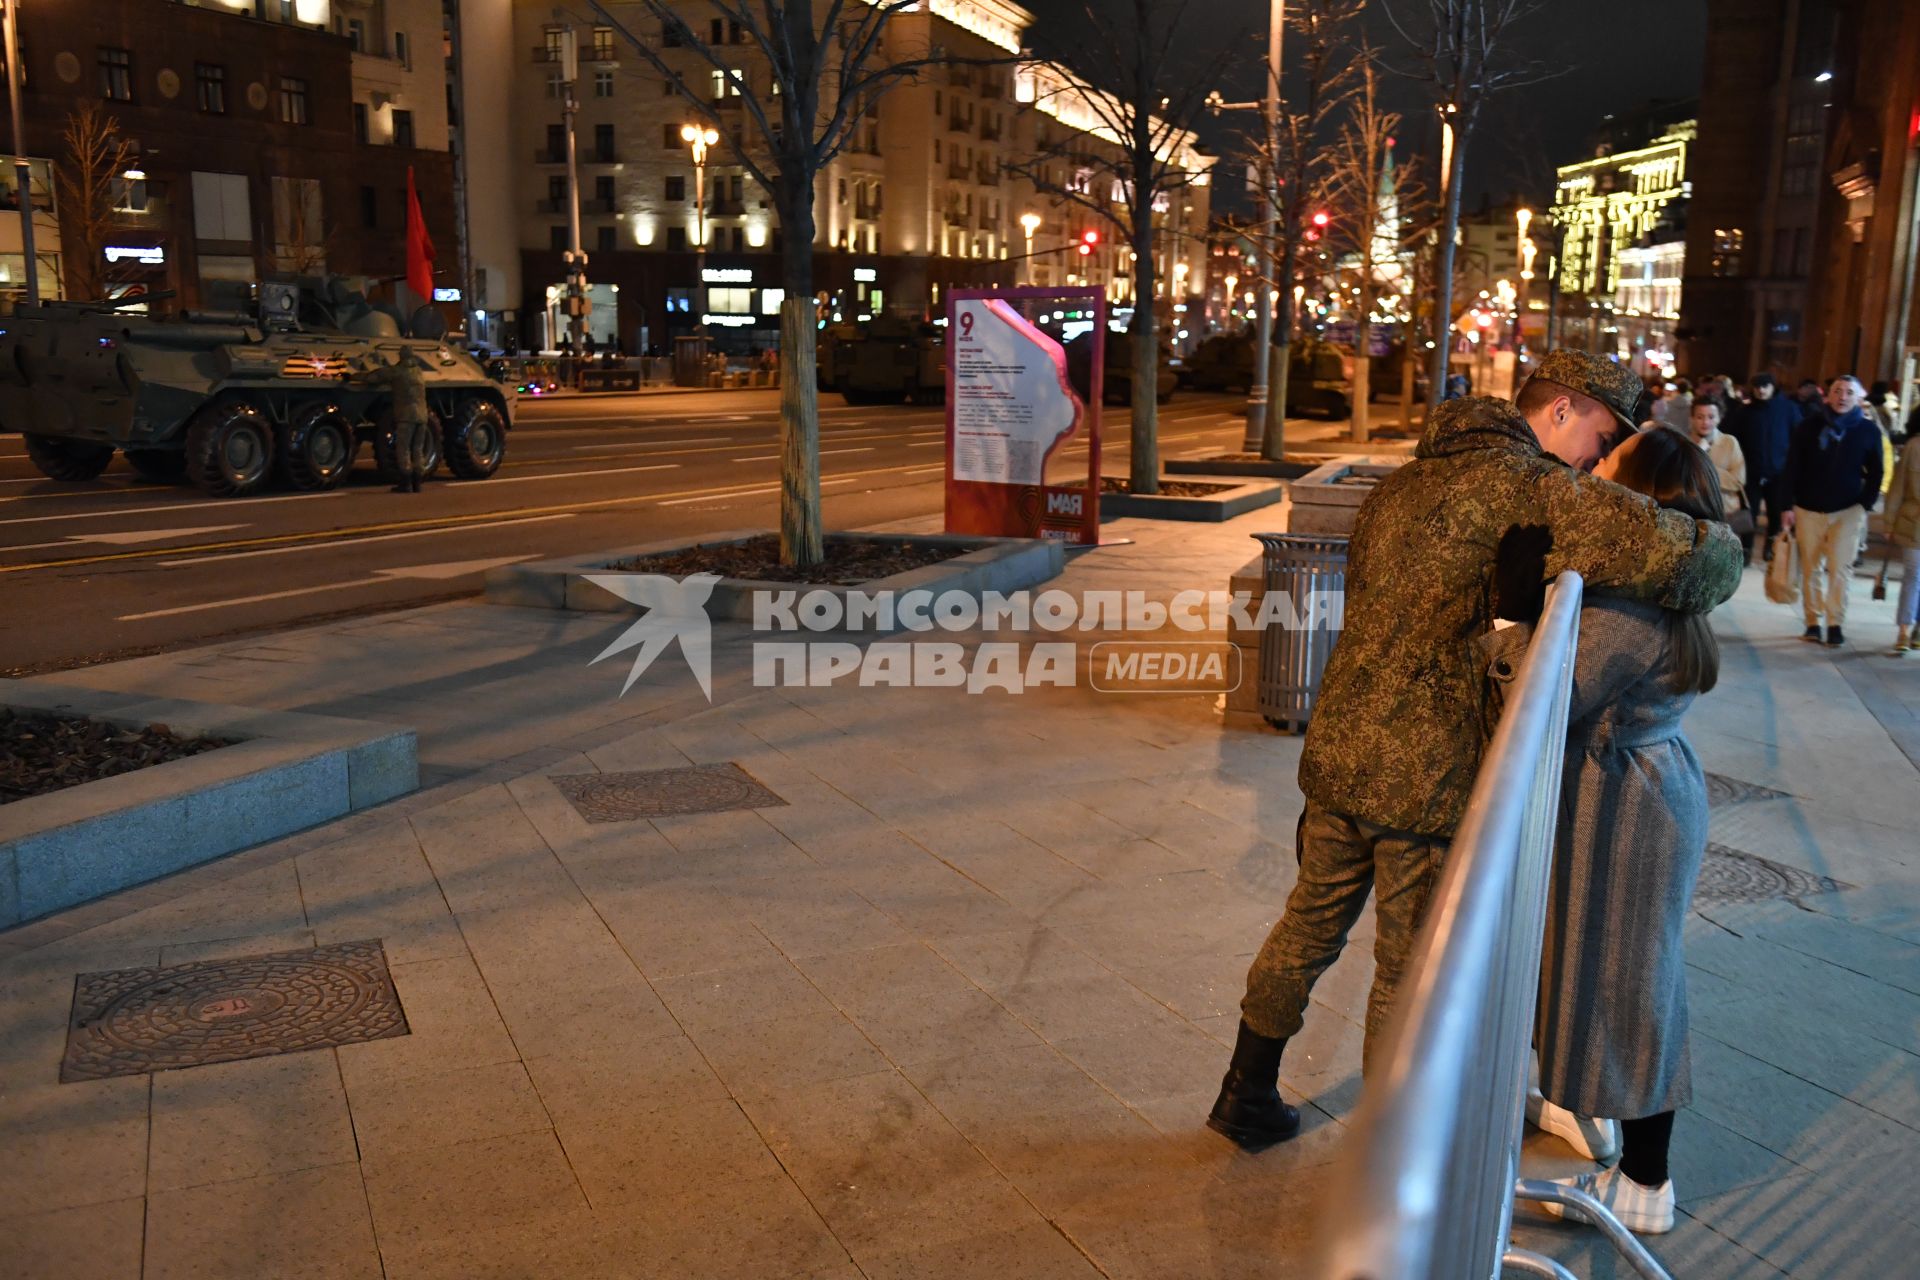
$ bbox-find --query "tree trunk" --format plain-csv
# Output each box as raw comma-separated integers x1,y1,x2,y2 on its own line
1351,319,1372,443
1262,230,1297,460
777,185,823,568
1427,134,1469,410
1129,224,1158,494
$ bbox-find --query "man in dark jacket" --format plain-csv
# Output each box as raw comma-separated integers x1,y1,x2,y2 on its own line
1207,350,1745,1150
1731,373,1798,558
1779,375,1884,646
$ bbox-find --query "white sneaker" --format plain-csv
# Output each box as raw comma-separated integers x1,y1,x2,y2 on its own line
1526,1088,1622,1162
1541,1165,1676,1235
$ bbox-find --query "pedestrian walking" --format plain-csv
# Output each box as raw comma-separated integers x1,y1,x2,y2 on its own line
1884,431,1920,655
1206,351,1745,1151
1651,378,1692,434
1486,428,1728,1236
1731,373,1796,558
358,351,433,493
1779,375,1885,646
1690,400,1752,559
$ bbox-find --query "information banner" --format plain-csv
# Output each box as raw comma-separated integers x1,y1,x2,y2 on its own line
944,287,1103,545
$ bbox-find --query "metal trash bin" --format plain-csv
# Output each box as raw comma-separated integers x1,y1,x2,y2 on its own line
1252,533,1349,732
673,335,712,387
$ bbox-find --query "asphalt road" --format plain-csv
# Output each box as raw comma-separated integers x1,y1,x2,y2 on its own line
0,388,1257,672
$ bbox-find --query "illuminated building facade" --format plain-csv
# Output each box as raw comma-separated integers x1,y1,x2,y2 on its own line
1679,0,1920,399
497,0,1210,352
1549,109,1694,372
2,0,458,311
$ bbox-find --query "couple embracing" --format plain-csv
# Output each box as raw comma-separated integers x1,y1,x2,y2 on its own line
1208,351,1745,1236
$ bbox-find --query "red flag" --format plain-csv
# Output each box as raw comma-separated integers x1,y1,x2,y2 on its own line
405,166,435,303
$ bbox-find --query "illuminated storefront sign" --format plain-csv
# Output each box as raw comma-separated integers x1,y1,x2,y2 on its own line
853,267,878,282
702,267,753,283
104,246,165,265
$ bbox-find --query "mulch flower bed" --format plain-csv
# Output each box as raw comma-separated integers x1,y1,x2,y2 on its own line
1,710,236,805
607,534,982,586
1099,477,1237,497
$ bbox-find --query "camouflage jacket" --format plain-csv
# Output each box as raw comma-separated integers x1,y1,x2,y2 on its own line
1296,395,1743,839
358,357,430,426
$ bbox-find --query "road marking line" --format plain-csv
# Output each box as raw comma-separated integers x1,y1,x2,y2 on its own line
566,437,729,449
484,462,678,485
657,484,779,506
819,447,873,456
0,489,347,524
160,513,576,566
0,460,958,572
906,466,945,476
907,440,944,448
5,523,248,553
731,454,779,462
119,554,540,621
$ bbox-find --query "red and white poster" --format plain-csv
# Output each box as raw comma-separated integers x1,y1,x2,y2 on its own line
944,287,1102,545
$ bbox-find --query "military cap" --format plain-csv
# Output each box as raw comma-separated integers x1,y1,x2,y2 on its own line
1523,350,1643,437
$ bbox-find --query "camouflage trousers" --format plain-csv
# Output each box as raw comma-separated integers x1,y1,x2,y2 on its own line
1240,800,1449,1071
393,417,431,480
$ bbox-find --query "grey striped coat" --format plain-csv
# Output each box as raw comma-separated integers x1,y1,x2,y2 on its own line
1539,598,1708,1118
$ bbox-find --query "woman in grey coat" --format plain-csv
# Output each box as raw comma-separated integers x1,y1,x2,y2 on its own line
1497,428,1724,1236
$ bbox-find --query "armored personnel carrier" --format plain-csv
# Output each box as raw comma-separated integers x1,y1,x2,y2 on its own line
0,277,511,497
820,315,946,406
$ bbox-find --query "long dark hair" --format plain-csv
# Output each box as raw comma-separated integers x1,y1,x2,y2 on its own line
1604,430,1723,693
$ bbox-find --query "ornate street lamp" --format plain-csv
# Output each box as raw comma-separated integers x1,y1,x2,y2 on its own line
681,124,719,331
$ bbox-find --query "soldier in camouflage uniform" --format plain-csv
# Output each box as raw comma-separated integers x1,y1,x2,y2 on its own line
1207,350,1745,1150
358,351,432,493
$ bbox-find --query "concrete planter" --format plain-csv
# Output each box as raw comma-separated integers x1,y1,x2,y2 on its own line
0,682,416,929
1287,458,1406,535
1099,478,1287,523
1164,455,1321,480
484,529,1065,625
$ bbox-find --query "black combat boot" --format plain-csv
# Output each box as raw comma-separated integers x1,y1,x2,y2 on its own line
1206,1020,1301,1149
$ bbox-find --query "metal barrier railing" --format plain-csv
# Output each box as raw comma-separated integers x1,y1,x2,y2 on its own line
1313,572,1673,1280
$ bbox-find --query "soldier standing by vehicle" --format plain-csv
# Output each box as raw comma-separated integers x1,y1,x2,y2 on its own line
1205,350,1746,1150
357,351,432,493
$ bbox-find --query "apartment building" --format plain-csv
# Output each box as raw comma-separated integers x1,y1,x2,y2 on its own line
495,0,1210,353
2,0,457,312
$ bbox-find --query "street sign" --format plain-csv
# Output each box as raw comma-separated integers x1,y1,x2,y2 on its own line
944,286,1102,546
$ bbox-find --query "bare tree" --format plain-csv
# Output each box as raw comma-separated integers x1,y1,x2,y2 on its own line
1322,51,1428,440
55,101,136,303
1237,0,1361,459
1380,0,1553,408
587,0,969,567
1007,0,1235,493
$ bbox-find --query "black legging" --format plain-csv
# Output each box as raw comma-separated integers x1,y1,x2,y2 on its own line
1619,1111,1674,1187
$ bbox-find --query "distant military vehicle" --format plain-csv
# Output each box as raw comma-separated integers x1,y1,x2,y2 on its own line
819,315,946,406
0,276,511,497
1064,329,1177,406
1182,329,1354,419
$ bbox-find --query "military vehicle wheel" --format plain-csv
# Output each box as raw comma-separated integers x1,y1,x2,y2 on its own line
373,410,443,483
442,399,507,479
23,434,115,482
186,402,276,497
277,403,354,491
125,449,188,483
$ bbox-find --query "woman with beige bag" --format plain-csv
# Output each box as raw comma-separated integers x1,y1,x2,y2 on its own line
1884,431,1920,654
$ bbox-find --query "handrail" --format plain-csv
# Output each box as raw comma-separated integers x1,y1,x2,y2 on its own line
1313,572,1668,1280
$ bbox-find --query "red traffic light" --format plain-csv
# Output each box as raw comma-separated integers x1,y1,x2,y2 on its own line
1311,211,1330,227
1077,228,1099,256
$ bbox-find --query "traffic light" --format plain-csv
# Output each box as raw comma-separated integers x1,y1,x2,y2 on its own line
1305,210,1329,242
1077,229,1099,256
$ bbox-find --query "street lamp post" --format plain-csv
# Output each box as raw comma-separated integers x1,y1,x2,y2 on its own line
4,0,37,304
682,124,719,333
557,27,588,357
1019,211,1041,285
1516,205,1534,366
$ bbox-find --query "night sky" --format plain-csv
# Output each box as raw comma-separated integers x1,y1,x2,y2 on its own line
1017,0,1709,211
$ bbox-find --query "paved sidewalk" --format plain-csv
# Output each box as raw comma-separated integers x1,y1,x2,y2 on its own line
2,507,1916,1279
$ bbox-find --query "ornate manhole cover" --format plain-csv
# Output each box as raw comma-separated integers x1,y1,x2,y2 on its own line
1705,773,1790,808
550,762,786,823
61,939,408,1082
1694,844,1852,906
